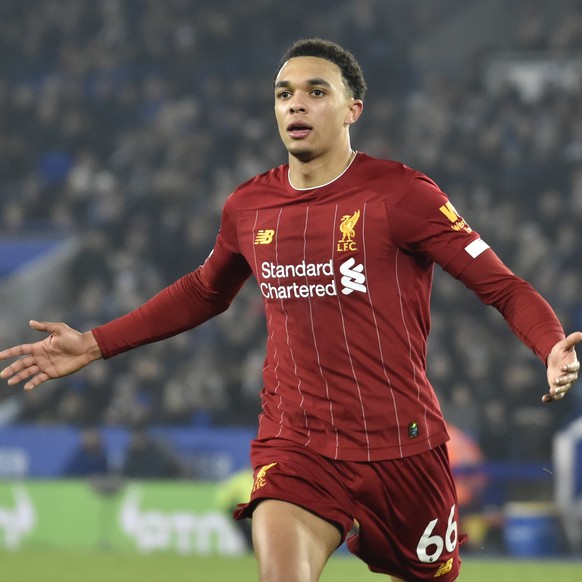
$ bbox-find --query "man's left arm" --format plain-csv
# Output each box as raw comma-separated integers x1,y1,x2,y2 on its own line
390,172,582,402
458,251,581,403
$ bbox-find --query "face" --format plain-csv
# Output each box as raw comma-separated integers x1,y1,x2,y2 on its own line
274,56,361,162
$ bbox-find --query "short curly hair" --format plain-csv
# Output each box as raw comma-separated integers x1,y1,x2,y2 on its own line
274,38,367,101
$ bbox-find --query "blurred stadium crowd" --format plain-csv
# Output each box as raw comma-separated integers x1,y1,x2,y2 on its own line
1,0,582,463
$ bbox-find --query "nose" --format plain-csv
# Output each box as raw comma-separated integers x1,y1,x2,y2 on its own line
290,104,306,114
289,95,307,114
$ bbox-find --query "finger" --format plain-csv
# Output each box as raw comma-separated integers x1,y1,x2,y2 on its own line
8,365,41,386
553,371,578,387
542,391,565,403
550,380,572,399
2,355,38,376
561,361,580,373
30,320,66,335
563,331,582,349
0,343,35,361
29,320,51,333
543,381,573,402
24,372,50,391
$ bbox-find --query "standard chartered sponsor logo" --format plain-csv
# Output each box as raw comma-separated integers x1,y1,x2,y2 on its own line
261,259,334,279
259,258,366,299
339,257,367,295
261,279,338,299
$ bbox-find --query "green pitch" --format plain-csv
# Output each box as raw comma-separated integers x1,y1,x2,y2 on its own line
1,550,581,581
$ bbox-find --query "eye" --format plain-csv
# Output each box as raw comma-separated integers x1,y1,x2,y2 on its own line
277,90,291,99
311,89,325,97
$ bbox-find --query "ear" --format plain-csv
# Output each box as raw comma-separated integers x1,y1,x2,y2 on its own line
345,99,364,126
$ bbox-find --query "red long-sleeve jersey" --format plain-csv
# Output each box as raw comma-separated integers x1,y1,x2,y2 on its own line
92,153,564,461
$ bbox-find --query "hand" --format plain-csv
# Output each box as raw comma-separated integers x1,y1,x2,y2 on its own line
543,331,582,403
0,320,102,390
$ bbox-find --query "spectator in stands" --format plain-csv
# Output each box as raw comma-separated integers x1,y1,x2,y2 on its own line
63,427,109,477
121,428,183,479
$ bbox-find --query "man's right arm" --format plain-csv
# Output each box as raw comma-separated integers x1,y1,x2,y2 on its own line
92,239,252,358
0,238,251,389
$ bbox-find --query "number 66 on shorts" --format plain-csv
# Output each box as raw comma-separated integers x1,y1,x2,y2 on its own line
416,504,458,563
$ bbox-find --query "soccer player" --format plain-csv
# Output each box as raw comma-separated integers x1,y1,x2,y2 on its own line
1,39,580,582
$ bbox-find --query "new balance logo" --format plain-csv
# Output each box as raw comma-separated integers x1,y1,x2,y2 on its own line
254,229,275,244
434,557,454,577
339,257,366,295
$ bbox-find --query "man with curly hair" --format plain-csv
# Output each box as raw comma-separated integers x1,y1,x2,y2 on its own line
1,38,580,581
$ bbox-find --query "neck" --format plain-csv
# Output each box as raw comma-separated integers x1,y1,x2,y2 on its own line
288,146,356,190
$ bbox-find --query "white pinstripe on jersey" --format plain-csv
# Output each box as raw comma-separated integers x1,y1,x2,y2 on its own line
359,202,405,458
394,248,432,450
332,203,372,460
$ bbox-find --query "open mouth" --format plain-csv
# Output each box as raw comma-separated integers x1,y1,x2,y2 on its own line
287,122,312,139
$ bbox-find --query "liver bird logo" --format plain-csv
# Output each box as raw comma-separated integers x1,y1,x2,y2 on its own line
337,210,361,252
339,210,360,242
252,462,277,492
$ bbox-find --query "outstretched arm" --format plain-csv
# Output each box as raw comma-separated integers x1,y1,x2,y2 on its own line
0,320,103,390
458,251,581,403
1,238,250,388
543,331,582,403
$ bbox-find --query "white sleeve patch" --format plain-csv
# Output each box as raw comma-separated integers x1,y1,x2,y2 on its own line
464,238,490,258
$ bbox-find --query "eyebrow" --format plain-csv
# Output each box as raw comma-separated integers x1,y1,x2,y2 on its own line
274,78,332,89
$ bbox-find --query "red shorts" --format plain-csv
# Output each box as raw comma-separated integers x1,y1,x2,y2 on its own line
234,438,465,581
